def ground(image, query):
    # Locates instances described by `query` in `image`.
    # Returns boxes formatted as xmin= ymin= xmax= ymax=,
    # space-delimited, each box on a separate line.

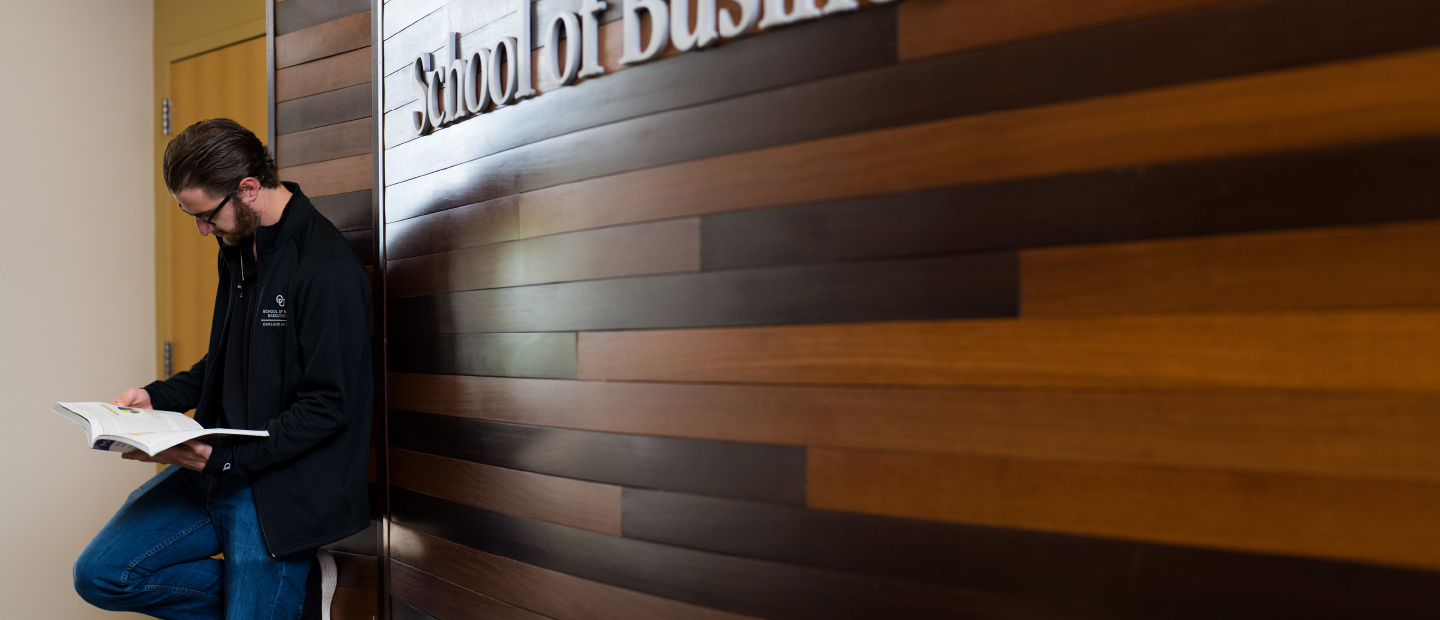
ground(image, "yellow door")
xmin=164 ymin=38 xmax=267 ymax=385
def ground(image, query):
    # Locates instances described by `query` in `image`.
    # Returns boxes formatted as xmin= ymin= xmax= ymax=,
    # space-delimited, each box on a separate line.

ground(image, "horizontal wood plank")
xmin=343 ymin=228 xmax=375 ymax=264
xmin=1022 ymin=219 xmax=1440 ymax=316
xmin=897 ymin=0 xmax=1236 ymax=60
xmin=387 ymin=373 xmax=1440 ymax=483
xmin=699 ymin=137 xmax=1440 ymax=269
xmin=276 ymin=10 xmax=371 ymax=67
xmin=384 ymin=8 xmax=893 ymax=187
xmin=389 ymin=410 xmax=807 ymax=504
xmin=387 ymin=218 xmax=700 ymax=298
xmin=391 ymin=524 xmax=761 ymax=620
xmin=391 ymin=487 xmax=1083 ymax=620
xmin=382 ymin=0 xmax=449 ymax=39
xmin=391 ymin=448 xmax=622 ymax=534
xmin=625 ymin=487 xmax=1440 ymax=618
xmin=386 ymin=195 xmax=519 ymax=260
xmin=312 ymin=189 xmax=372 ymax=232
xmin=277 ymin=0 xmax=370 ymax=36
xmin=276 ymin=117 xmax=373 ymax=168
xmin=276 ymin=46 xmax=371 ymax=102
xmin=504 ymin=45 xmax=1440 ymax=239
xmin=386 ymin=253 xmax=1018 ymax=333
xmin=331 ymin=551 xmax=378 ymax=591
xmin=279 ymin=153 xmax=373 ymax=198
xmin=809 ymin=448 xmax=1440 ymax=571
xmin=276 ymin=83 xmax=371 ymax=135
xmin=388 ymin=332 xmax=578 ymax=379
xmin=577 ymin=311 xmax=1440 ymax=392
xmin=391 ymin=560 xmax=548 ymax=620
xmin=393 ymin=599 xmax=440 ymax=620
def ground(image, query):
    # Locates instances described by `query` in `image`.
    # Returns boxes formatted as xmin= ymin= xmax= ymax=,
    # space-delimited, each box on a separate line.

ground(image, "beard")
xmin=215 ymin=195 xmax=262 ymax=246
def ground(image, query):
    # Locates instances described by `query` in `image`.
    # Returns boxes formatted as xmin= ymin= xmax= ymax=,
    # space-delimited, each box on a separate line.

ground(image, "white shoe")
xmin=316 ymin=549 xmax=337 ymax=620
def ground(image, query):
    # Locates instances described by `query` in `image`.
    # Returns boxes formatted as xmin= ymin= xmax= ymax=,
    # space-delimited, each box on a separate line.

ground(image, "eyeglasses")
xmin=179 ymin=193 xmax=232 ymax=226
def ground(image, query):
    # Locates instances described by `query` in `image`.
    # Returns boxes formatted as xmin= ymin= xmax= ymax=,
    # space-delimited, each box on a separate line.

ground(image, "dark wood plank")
xmin=391 ymin=487 xmax=1081 ymax=620
xmin=276 ymin=11 xmax=372 ymax=68
xmin=808 ymin=448 xmax=1440 ymax=571
xmin=331 ymin=585 xmax=378 ymax=620
xmin=393 ymin=598 xmax=441 ymax=620
xmin=391 ymin=448 xmax=623 ymax=535
xmin=387 ymin=333 xmax=578 ymax=379
xmin=387 ymin=374 xmax=1440 ymax=484
xmin=386 ymin=195 xmax=519 ymax=260
xmin=280 ymin=154 xmax=373 ymax=198
xmin=383 ymin=7 xmax=894 ymax=188
xmin=387 ymin=218 xmax=699 ymax=298
xmin=342 ymin=228 xmax=374 ymax=264
xmin=391 ymin=524 xmax=761 ymax=620
xmin=276 ymin=0 xmax=370 ymax=35
xmin=331 ymin=550 xmax=378 ymax=591
xmin=276 ymin=118 xmax=373 ymax=168
xmin=312 ymin=190 xmax=372 ymax=232
xmin=385 ymin=0 xmax=1440 ymax=224
xmin=575 ymin=311 xmax=1440 ymax=392
xmin=276 ymin=83 xmax=371 ymax=135
xmin=1022 ymin=219 xmax=1440 ymax=316
xmin=391 ymin=560 xmax=549 ymax=620
xmin=699 ymin=137 xmax=1440 ymax=269
xmin=388 ymin=410 xmax=807 ymax=504
xmin=897 ymin=0 xmax=1236 ymax=61
xmin=622 ymin=488 xmax=1440 ymax=619
xmin=276 ymin=46 xmax=371 ymax=102
xmin=386 ymin=253 xmax=1018 ymax=334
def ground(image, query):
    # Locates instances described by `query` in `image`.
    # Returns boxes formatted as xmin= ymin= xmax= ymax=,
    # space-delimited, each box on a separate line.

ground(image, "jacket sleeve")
xmin=203 ymin=260 xmax=371 ymax=477
xmin=142 ymin=355 xmax=207 ymax=414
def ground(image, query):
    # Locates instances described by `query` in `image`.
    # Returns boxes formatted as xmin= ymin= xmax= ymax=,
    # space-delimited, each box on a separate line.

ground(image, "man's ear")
xmin=237 ymin=177 xmax=262 ymax=202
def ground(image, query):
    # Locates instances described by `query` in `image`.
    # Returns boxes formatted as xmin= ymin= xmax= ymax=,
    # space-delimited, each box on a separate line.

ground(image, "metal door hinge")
xmin=162 ymin=99 xmax=172 ymax=135
xmin=163 ymin=341 xmax=173 ymax=378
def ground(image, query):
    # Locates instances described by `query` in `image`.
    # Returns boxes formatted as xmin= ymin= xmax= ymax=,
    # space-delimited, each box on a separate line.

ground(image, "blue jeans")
xmin=73 ymin=466 xmax=312 ymax=620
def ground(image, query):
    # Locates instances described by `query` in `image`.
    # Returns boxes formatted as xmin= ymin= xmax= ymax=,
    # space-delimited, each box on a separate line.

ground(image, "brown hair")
xmin=162 ymin=118 xmax=279 ymax=197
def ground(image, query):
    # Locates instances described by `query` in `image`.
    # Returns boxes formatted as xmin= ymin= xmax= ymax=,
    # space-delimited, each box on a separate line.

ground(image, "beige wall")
xmin=0 ymin=0 xmax=157 ymax=618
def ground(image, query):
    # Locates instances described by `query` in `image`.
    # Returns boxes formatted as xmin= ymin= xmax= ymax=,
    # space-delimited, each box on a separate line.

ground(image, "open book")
xmin=53 ymin=402 xmax=268 ymax=457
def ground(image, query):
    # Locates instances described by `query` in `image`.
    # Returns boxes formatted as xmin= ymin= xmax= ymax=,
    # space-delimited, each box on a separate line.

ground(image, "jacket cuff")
xmin=140 ymin=381 xmax=172 ymax=412
xmin=201 ymin=443 xmax=236 ymax=478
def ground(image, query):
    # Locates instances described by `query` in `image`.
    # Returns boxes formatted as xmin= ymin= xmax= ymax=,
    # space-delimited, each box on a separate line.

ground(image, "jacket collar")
xmin=219 ymin=182 xmax=313 ymax=255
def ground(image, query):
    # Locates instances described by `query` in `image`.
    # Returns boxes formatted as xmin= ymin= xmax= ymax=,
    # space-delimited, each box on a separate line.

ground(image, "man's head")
xmin=163 ymin=119 xmax=279 ymax=245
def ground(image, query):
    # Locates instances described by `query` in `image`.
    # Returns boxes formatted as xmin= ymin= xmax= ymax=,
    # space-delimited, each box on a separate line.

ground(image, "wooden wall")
xmin=320 ymin=0 xmax=1440 ymax=617
xmin=271 ymin=0 xmax=381 ymax=617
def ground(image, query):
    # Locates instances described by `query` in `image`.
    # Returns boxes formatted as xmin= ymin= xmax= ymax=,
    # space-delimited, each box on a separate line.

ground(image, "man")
xmin=73 ymin=119 xmax=373 ymax=620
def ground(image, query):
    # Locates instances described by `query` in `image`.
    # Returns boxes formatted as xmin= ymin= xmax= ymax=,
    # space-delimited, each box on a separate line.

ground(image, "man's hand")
xmin=122 ymin=440 xmax=213 ymax=472
xmin=112 ymin=388 xmax=153 ymax=409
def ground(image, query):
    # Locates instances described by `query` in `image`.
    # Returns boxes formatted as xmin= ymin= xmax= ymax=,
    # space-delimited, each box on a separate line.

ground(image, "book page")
xmin=58 ymin=403 xmax=200 ymax=436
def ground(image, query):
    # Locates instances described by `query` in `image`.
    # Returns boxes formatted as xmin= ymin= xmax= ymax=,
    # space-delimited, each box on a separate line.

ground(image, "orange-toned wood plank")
xmin=390 ymin=448 xmax=623 ymax=535
xmin=276 ymin=46 xmax=371 ymax=102
xmin=578 ymin=311 xmax=1440 ymax=392
xmin=279 ymin=153 xmax=373 ymax=197
xmin=391 ymin=560 xmax=547 ymax=620
xmin=389 ymin=373 xmax=1440 ymax=483
xmin=276 ymin=11 xmax=371 ymax=69
xmin=391 ymin=524 xmax=760 ymax=620
xmin=808 ymin=448 xmax=1440 ymax=571
xmin=276 ymin=118 xmax=372 ymax=168
xmin=1023 ymin=219 xmax=1440 ymax=317
xmin=898 ymin=0 xmax=1239 ymax=61
xmin=387 ymin=218 xmax=699 ymax=297
xmin=330 ymin=585 xmax=378 ymax=620
xmin=517 ymin=46 xmax=1440 ymax=239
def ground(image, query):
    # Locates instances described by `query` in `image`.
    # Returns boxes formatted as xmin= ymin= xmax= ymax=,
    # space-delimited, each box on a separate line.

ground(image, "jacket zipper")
xmin=241 ymin=248 xmax=278 ymax=558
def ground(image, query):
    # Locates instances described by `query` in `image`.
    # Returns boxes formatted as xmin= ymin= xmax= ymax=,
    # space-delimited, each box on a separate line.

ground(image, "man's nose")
xmin=195 ymin=219 xmax=214 ymax=236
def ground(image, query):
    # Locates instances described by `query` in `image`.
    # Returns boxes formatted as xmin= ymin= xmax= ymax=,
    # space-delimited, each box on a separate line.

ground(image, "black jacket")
xmin=145 ymin=183 xmax=373 ymax=557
